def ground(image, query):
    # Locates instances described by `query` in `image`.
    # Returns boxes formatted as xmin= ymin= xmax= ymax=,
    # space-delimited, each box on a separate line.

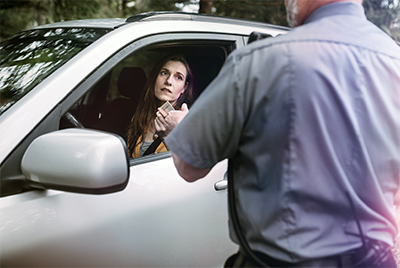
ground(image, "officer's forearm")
xmin=171 ymin=152 xmax=211 ymax=182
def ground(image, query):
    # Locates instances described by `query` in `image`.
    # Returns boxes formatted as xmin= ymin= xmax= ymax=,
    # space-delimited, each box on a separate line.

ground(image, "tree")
xmin=211 ymin=0 xmax=288 ymax=26
xmin=199 ymin=0 xmax=213 ymax=14
xmin=208 ymin=0 xmax=400 ymax=40
xmin=363 ymin=0 xmax=400 ymax=42
xmin=0 ymin=0 xmax=33 ymax=9
xmin=0 ymin=0 xmax=101 ymax=41
xmin=0 ymin=0 xmax=121 ymax=41
xmin=52 ymin=0 xmax=101 ymax=22
xmin=0 ymin=0 xmax=37 ymax=40
xmin=1 ymin=0 xmax=399 ymax=42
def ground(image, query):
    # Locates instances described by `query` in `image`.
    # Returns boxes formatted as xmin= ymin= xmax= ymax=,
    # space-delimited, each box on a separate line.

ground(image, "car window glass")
xmin=0 ymin=28 xmax=111 ymax=115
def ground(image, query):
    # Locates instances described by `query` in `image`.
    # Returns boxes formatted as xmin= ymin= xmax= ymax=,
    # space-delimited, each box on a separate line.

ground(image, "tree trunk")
xmin=199 ymin=0 xmax=213 ymax=14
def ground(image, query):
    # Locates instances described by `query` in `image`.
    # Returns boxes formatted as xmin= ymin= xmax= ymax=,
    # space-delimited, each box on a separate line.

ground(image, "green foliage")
xmin=52 ymin=0 xmax=101 ymax=22
xmin=0 ymin=0 xmax=31 ymax=9
xmin=0 ymin=7 xmax=35 ymax=40
xmin=0 ymin=0 xmax=399 ymax=42
xmin=0 ymin=0 xmax=102 ymax=41
xmin=212 ymin=0 xmax=288 ymax=27
xmin=363 ymin=0 xmax=400 ymax=42
xmin=139 ymin=0 xmax=184 ymax=12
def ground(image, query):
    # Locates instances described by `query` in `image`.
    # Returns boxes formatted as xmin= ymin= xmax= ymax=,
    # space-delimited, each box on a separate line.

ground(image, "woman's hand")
xmin=155 ymin=103 xmax=189 ymax=139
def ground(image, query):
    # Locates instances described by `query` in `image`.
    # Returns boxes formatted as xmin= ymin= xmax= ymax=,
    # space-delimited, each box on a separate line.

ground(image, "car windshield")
xmin=0 ymin=27 xmax=111 ymax=115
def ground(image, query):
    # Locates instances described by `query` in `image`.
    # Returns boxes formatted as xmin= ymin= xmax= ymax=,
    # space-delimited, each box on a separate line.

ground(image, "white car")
xmin=0 ymin=12 xmax=288 ymax=267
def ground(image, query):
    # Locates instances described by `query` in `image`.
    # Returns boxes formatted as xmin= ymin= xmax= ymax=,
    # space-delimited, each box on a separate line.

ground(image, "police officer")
xmin=165 ymin=0 xmax=400 ymax=266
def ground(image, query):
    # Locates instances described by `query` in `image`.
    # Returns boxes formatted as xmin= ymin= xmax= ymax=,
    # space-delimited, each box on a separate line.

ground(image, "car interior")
xmin=61 ymin=41 xmax=234 ymax=146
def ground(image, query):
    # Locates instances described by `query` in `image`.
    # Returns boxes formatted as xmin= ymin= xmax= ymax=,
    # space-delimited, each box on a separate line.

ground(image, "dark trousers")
xmin=224 ymin=251 xmax=340 ymax=267
xmin=224 ymin=242 xmax=397 ymax=268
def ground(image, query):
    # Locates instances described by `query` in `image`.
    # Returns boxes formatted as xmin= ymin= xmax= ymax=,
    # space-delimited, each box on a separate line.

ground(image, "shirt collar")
xmin=304 ymin=2 xmax=366 ymax=25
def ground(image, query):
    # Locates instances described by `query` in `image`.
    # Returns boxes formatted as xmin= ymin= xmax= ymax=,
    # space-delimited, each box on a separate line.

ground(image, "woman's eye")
xmin=160 ymin=71 xmax=167 ymax=75
xmin=176 ymin=76 xmax=183 ymax=81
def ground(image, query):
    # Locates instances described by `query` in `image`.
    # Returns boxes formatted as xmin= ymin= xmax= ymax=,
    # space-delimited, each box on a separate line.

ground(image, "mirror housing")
xmin=247 ymin=31 xmax=272 ymax=44
xmin=21 ymin=129 xmax=129 ymax=194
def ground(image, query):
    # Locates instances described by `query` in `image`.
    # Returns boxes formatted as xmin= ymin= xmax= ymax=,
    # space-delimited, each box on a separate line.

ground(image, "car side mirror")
xmin=21 ymin=129 xmax=129 ymax=194
xmin=247 ymin=31 xmax=272 ymax=44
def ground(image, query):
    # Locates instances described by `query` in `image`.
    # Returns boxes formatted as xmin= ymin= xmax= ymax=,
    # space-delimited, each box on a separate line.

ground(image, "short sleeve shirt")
xmin=166 ymin=2 xmax=400 ymax=262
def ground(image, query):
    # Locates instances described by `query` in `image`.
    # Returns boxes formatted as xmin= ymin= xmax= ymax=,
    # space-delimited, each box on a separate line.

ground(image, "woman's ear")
xmin=180 ymin=82 xmax=188 ymax=95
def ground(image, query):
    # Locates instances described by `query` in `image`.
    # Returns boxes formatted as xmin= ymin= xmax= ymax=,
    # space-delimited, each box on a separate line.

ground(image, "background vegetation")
xmin=0 ymin=0 xmax=399 ymax=42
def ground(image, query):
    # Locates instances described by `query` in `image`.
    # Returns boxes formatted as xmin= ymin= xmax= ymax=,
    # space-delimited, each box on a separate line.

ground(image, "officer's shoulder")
xmin=232 ymin=33 xmax=289 ymax=60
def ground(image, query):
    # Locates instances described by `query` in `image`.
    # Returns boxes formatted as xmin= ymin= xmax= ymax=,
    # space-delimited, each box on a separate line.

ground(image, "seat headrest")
xmin=118 ymin=67 xmax=147 ymax=99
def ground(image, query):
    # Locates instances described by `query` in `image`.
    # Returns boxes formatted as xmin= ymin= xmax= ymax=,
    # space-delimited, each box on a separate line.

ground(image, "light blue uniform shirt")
xmin=166 ymin=2 xmax=400 ymax=262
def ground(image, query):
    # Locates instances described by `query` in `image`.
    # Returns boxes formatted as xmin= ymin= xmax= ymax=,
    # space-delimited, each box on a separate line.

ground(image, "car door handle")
xmin=214 ymin=171 xmax=228 ymax=191
xmin=214 ymin=180 xmax=228 ymax=191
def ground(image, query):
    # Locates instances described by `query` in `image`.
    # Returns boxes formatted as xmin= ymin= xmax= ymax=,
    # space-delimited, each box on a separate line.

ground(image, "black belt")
xmin=238 ymin=239 xmax=396 ymax=268
xmin=241 ymin=250 xmax=338 ymax=267
xmin=338 ymin=239 xmax=396 ymax=268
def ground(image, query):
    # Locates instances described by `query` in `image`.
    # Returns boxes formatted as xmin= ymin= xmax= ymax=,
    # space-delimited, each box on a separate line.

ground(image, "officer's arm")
xmin=171 ymin=152 xmax=211 ymax=182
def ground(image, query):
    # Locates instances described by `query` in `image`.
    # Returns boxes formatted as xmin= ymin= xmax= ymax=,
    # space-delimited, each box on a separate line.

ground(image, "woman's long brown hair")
xmin=126 ymin=55 xmax=193 ymax=156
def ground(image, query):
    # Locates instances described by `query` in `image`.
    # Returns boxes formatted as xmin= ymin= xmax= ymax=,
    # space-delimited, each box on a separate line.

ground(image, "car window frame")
xmin=121 ymin=34 xmax=242 ymax=165
xmin=0 ymin=32 xmax=245 ymax=197
xmin=66 ymin=33 xmax=243 ymax=166
xmin=65 ymin=32 xmax=243 ymax=127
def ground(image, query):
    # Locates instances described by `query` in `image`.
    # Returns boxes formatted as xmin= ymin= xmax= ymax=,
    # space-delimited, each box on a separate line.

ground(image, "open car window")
xmin=60 ymin=41 xmax=234 ymax=160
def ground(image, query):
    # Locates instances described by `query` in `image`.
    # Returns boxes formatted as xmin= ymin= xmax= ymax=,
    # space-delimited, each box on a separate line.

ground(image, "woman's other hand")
xmin=155 ymin=103 xmax=189 ymax=139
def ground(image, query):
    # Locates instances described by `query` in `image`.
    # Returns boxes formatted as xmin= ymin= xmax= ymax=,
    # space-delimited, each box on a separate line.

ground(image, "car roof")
xmin=126 ymin=11 xmax=288 ymax=30
xmin=32 ymin=18 xmax=127 ymax=30
xmin=31 ymin=11 xmax=289 ymax=31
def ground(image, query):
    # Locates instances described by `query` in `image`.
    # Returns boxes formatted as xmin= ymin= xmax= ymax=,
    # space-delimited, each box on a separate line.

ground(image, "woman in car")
xmin=127 ymin=55 xmax=193 ymax=158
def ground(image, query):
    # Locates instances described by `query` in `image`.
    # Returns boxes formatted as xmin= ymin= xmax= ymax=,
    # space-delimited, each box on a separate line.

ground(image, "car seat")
xmin=95 ymin=67 xmax=147 ymax=139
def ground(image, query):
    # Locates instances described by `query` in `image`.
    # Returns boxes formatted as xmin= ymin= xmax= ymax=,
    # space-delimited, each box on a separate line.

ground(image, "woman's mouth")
xmin=161 ymin=88 xmax=172 ymax=94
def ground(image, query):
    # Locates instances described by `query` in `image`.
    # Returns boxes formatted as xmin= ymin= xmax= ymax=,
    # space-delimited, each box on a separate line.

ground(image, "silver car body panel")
xmin=1 ymin=159 xmax=233 ymax=267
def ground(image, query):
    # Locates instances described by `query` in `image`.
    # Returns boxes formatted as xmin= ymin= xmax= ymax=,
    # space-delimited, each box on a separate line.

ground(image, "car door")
xmin=1 ymin=31 xmax=243 ymax=267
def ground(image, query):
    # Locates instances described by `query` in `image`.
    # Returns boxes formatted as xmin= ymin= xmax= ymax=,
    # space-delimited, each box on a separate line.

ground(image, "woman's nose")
xmin=165 ymin=75 xmax=173 ymax=85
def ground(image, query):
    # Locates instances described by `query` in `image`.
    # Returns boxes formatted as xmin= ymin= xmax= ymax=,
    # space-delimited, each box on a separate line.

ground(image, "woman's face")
xmin=154 ymin=60 xmax=188 ymax=103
